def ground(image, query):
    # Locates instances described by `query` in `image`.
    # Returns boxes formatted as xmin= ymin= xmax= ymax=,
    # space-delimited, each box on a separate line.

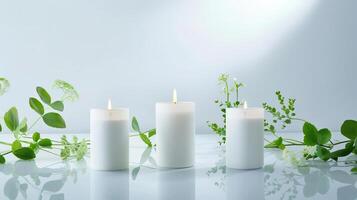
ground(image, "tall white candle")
xmin=156 ymin=89 xmax=195 ymax=168
xmin=226 ymin=102 xmax=264 ymax=169
xmin=90 ymin=99 xmax=129 ymax=170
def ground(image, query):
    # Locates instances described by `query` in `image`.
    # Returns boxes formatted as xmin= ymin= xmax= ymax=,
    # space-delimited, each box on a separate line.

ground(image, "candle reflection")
xmin=91 ymin=170 xmax=129 ymax=200
xmin=158 ymin=169 xmax=195 ymax=200
xmin=226 ymin=169 xmax=264 ymax=200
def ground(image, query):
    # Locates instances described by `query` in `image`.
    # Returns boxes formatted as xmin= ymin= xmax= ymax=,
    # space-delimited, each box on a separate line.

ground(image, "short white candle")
xmin=226 ymin=101 xmax=264 ymax=169
xmin=90 ymin=99 xmax=129 ymax=170
xmin=156 ymin=89 xmax=195 ymax=168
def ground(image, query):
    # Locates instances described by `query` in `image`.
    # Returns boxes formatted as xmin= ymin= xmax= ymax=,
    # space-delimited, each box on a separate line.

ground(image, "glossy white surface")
xmin=0 ymin=134 xmax=356 ymax=200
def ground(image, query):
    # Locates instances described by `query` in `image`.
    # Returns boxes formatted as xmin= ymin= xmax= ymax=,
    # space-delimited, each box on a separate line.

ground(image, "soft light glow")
xmin=243 ymin=101 xmax=248 ymax=109
xmin=108 ymin=98 xmax=112 ymax=110
xmin=173 ymin=89 xmax=177 ymax=104
xmin=179 ymin=0 xmax=318 ymax=66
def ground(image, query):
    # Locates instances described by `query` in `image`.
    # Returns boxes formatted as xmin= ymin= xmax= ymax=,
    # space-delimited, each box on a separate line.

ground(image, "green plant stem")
xmin=225 ymin=81 xmax=229 ymax=103
xmin=1 ymin=150 xmax=12 ymax=156
xmin=331 ymin=140 xmax=350 ymax=145
xmin=284 ymin=143 xmax=306 ymax=146
xmin=235 ymin=85 xmax=239 ymax=104
xmin=290 ymin=118 xmax=307 ymax=122
xmin=264 ymin=138 xmax=272 ymax=143
xmin=39 ymin=148 xmax=60 ymax=156
xmin=0 ymin=141 xmax=12 ymax=146
xmin=27 ymin=116 xmax=42 ymax=132
xmin=130 ymin=129 xmax=154 ymax=138
xmin=284 ymin=143 xmax=330 ymax=149
xmin=284 ymin=138 xmax=304 ymax=144
xmin=19 ymin=140 xmax=32 ymax=144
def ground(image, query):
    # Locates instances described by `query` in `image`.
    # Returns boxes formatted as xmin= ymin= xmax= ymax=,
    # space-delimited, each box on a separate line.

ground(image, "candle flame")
xmin=243 ymin=101 xmax=248 ymax=109
xmin=173 ymin=89 xmax=177 ymax=104
xmin=108 ymin=98 xmax=112 ymax=110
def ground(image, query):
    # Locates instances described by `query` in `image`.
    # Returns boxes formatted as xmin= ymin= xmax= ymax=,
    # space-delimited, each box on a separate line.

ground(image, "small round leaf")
xmin=38 ymin=138 xmax=52 ymax=147
xmin=317 ymin=128 xmax=332 ymax=145
xmin=341 ymin=120 xmax=357 ymax=140
xmin=11 ymin=140 xmax=22 ymax=152
xmin=317 ymin=146 xmax=330 ymax=161
xmin=32 ymin=132 xmax=40 ymax=142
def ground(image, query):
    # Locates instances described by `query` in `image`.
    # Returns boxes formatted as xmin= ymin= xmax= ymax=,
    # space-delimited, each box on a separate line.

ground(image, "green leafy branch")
xmin=0 ymin=79 xmax=87 ymax=164
xmin=207 ymin=74 xmax=244 ymax=144
xmin=264 ymin=91 xmax=357 ymax=173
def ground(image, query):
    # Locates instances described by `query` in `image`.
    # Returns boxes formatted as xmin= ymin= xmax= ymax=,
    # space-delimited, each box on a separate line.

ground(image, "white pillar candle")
xmin=90 ymin=99 xmax=129 ymax=170
xmin=226 ymin=102 xmax=264 ymax=169
xmin=156 ymin=89 xmax=195 ymax=168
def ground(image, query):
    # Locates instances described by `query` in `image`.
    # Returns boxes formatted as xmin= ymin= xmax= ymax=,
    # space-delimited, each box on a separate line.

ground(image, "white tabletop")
xmin=0 ymin=134 xmax=356 ymax=200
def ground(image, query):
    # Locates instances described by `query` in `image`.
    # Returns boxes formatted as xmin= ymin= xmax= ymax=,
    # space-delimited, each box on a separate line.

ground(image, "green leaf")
xmin=0 ymin=77 xmax=10 ymax=96
xmin=36 ymin=87 xmax=51 ymax=105
xmin=29 ymin=97 xmax=45 ymax=115
xmin=330 ymin=148 xmax=353 ymax=160
xmin=351 ymin=167 xmax=357 ymax=174
xmin=0 ymin=123 xmax=2 ymax=132
xmin=4 ymin=107 xmax=19 ymax=131
xmin=317 ymin=128 xmax=332 ymax=145
xmin=139 ymin=133 xmax=152 ymax=147
xmin=38 ymin=138 xmax=52 ymax=147
xmin=29 ymin=143 xmax=39 ymax=153
xmin=132 ymin=117 xmax=140 ymax=132
xmin=42 ymin=113 xmax=66 ymax=128
xmin=341 ymin=120 xmax=357 ymax=140
xmin=13 ymin=147 xmax=36 ymax=160
xmin=11 ymin=140 xmax=22 ymax=152
xmin=32 ymin=132 xmax=40 ymax=142
xmin=303 ymin=122 xmax=318 ymax=146
xmin=264 ymin=137 xmax=285 ymax=149
xmin=50 ymin=101 xmax=64 ymax=112
xmin=316 ymin=146 xmax=330 ymax=161
xmin=18 ymin=118 xmax=28 ymax=133
xmin=0 ymin=155 xmax=5 ymax=164
xmin=148 ymin=129 xmax=156 ymax=137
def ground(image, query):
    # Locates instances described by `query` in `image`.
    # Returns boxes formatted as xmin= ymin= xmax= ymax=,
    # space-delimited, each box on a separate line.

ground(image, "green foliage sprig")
xmin=208 ymin=74 xmax=357 ymax=173
xmin=131 ymin=117 xmax=156 ymax=147
xmin=0 ymin=78 xmax=88 ymax=164
xmin=264 ymin=91 xmax=357 ymax=172
xmin=207 ymin=74 xmax=244 ymax=144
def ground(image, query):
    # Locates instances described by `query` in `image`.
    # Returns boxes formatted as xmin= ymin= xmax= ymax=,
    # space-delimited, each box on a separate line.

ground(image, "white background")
xmin=0 ymin=0 xmax=356 ymax=134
